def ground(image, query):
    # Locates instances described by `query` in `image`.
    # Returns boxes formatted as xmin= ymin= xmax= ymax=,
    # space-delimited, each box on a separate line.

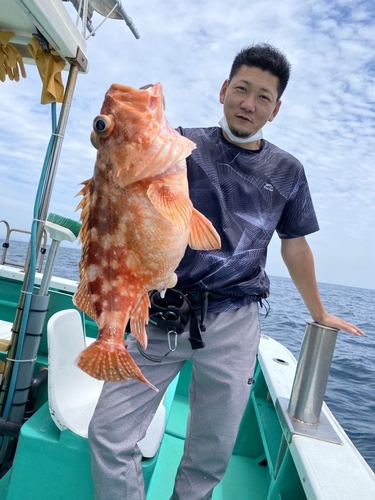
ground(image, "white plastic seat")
xmin=47 ymin=309 xmax=165 ymax=458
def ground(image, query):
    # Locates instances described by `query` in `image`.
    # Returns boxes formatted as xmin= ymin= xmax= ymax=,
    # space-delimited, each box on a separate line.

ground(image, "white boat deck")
xmin=0 ymin=264 xmax=78 ymax=294
xmin=0 ymin=264 xmax=78 ymax=349
xmin=258 ymin=334 xmax=375 ymax=499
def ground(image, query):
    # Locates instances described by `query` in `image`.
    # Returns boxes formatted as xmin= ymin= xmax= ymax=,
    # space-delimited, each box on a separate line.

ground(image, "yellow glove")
xmin=0 ymin=46 xmax=7 ymax=82
xmin=4 ymin=43 xmax=26 ymax=81
xmin=27 ymin=37 xmax=65 ymax=104
xmin=0 ymin=31 xmax=26 ymax=82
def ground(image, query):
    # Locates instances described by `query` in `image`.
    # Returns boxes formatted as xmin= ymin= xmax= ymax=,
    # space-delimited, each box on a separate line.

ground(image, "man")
xmin=89 ymin=43 xmax=364 ymax=500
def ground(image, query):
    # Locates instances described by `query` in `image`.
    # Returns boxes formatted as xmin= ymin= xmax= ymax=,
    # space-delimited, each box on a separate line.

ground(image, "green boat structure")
xmin=1 ymin=1 xmax=375 ymax=499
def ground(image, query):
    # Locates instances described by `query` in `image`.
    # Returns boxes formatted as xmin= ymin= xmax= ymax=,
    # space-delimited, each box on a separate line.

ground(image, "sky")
xmin=0 ymin=0 xmax=374 ymax=290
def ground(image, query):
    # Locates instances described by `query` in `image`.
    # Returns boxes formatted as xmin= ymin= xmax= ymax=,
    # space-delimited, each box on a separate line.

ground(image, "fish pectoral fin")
xmin=147 ymin=181 xmax=192 ymax=233
xmin=130 ymin=291 xmax=150 ymax=349
xmin=73 ymin=276 xmax=98 ymax=322
xmin=189 ymin=208 xmax=222 ymax=250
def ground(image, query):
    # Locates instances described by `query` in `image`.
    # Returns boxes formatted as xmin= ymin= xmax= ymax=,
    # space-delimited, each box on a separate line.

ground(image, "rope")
xmin=85 ymin=3 xmax=120 ymax=40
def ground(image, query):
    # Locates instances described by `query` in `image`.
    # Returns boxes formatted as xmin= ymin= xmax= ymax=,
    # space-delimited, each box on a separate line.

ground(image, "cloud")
xmin=0 ymin=0 xmax=374 ymax=288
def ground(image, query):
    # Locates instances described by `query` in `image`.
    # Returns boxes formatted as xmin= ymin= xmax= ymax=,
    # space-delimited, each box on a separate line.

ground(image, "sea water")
xmin=1 ymin=239 xmax=374 ymax=471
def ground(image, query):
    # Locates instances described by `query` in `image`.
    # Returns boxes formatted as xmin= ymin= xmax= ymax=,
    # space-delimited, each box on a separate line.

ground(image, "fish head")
xmin=91 ymin=83 xmax=174 ymax=186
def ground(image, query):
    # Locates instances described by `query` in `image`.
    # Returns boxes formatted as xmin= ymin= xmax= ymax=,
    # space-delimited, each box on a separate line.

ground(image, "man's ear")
xmin=219 ymin=80 xmax=229 ymax=104
xmin=268 ymin=100 xmax=282 ymax=122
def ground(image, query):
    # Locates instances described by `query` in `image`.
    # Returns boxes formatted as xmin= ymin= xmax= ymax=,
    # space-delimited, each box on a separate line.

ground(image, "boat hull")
xmin=1 ymin=265 xmax=375 ymax=499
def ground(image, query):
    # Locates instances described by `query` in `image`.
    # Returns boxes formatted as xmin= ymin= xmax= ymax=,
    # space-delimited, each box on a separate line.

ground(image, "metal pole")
xmin=288 ymin=322 xmax=338 ymax=424
xmin=0 ymin=62 xmax=80 ymax=417
xmin=38 ymin=63 xmax=80 ymax=226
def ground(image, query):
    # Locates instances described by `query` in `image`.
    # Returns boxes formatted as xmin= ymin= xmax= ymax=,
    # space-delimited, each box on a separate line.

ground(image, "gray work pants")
xmin=88 ymin=302 xmax=260 ymax=500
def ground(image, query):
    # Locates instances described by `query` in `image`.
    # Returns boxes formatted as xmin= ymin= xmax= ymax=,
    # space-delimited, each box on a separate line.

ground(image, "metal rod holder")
xmin=288 ymin=322 xmax=338 ymax=424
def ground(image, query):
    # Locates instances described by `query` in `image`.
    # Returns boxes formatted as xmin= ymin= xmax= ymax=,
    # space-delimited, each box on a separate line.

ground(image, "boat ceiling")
xmin=0 ymin=0 xmax=88 ymax=72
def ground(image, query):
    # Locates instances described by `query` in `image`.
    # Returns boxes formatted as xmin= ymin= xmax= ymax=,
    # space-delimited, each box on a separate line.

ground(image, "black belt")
xmin=136 ymin=287 xmax=269 ymax=362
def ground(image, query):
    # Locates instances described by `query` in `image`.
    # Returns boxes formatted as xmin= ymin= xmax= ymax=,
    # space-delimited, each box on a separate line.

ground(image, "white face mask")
xmin=219 ymin=116 xmax=263 ymax=144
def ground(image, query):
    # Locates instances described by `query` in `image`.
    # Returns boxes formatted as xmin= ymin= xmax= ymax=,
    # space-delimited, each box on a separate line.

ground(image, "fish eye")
xmin=92 ymin=114 xmax=114 ymax=137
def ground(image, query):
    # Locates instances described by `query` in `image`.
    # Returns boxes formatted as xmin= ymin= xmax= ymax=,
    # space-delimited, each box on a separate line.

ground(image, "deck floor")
xmin=147 ymin=394 xmax=270 ymax=499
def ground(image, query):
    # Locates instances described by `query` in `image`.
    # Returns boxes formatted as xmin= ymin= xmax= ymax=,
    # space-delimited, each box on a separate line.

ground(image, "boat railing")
xmin=0 ymin=219 xmax=47 ymax=272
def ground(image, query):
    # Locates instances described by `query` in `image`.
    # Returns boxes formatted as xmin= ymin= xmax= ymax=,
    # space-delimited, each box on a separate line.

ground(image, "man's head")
xmin=229 ymin=43 xmax=291 ymax=101
xmin=219 ymin=44 xmax=291 ymax=149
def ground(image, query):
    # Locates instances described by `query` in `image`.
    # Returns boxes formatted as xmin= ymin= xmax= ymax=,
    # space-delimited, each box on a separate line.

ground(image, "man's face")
xmin=219 ymin=65 xmax=281 ymax=142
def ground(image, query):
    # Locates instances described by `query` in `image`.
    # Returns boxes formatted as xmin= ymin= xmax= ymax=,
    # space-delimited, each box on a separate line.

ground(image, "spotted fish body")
xmin=73 ymin=83 xmax=221 ymax=390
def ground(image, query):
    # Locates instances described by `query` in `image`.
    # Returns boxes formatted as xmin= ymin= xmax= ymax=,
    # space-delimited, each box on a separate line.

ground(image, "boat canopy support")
xmin=0 ymin=61 xmax=81 ymax=468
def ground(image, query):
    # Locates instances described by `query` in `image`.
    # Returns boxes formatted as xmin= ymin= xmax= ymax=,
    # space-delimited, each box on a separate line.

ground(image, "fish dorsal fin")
xmin=188 ymin=208 xmax=222 ymax=250
xmin=73 ymin=178 xmax=98 ymax=322
xmin=130 ymin=291 xmax=150 ymax=349
xmin=147 ymin=180 xmax=192 ymax=233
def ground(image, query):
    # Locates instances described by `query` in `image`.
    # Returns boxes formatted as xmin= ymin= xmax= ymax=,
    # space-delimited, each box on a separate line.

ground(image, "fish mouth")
xmin=107 ymin=82 xmax=163 ymax=101
xmin=104 ymin=83 xmax=164 ymax=119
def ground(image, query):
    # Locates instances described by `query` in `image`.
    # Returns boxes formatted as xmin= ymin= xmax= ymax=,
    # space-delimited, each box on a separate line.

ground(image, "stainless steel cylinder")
xmin=288 ymin=322 xmax=338 ymax=424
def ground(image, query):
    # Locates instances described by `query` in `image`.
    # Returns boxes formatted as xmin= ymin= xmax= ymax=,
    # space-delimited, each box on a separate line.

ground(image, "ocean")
xmin=1 ymin=239 xmax=375 ymax=472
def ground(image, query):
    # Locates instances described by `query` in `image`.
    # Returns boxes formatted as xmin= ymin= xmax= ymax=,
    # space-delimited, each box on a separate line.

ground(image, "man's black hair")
xmin=229 ymin=43 xmax=291 ymax=100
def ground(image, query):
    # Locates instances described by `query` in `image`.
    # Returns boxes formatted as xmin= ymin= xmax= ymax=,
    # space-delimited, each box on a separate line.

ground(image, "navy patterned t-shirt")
xmin=175 ymin=127 xmax=319 ymax=312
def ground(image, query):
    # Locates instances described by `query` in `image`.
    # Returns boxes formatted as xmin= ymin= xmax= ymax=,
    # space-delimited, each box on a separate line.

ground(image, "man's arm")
xmin=280 ymin=236 xmax=364 ymax=336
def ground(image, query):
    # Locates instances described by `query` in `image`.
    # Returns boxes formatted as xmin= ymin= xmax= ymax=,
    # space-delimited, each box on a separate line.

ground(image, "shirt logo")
xmin=264 ymin=183 xmax=274 ymax=192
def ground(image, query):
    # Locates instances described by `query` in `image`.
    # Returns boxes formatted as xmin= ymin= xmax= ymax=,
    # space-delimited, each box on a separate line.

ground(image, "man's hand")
xmin=281 ymin=236 xmax=365 ymax=337
xmin=313 ymin=311 xmax=364 ymax=337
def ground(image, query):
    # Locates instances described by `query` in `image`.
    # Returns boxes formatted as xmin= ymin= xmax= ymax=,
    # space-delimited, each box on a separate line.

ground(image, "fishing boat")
xmin=1 ymin=1 xmax=375 ymax=498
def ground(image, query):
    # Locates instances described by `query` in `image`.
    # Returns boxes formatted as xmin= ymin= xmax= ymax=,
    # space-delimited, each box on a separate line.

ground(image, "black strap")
xmin=148 ymin=288 xmax=206 ymax=350
xmin=187 ymin=291 xmax=209 ymax=350
xmin=188 ymin=309 xmax=205 ymax=349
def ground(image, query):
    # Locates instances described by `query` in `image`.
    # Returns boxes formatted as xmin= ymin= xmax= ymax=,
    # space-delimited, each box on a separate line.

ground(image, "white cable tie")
xmin=6 ymin=357 xmax=38 ymax=363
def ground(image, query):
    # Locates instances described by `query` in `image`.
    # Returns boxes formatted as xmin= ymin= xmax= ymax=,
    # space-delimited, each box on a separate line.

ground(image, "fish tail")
xmin=76 ymin=340 xmax=158 ymax=391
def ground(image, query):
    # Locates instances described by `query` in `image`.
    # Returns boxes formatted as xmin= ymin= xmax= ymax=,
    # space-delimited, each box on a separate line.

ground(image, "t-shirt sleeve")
xmin=276 ymin=167 xmax=320 ymax=239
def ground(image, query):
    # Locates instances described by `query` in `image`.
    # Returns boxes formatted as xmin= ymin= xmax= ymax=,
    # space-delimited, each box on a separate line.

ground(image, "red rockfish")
xmin=74 ymin=83 xmax=221 ymax=390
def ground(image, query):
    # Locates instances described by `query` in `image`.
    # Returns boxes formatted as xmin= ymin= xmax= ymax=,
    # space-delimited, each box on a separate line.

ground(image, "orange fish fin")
xmin=73 ymin=276 xmax=98 ymax=322
xmin=75 ymin=179 xmax=92 ymax=212
xmin=147 ymin=181 xmax=192 ymax=233
xmin=130 ymin=291 xmax=150 ymax=349
xmin=76 ymin=339 xmax=158 ymax=391
xmin=75 ymin=179 xmax=94 ymax=255
xmin=75 ymin=178 xmax=90 ymax=196
xmin=189 ymin=208 xmax=222 ymax=250
xmin=74 ymin=178 xmax=99 ymax=320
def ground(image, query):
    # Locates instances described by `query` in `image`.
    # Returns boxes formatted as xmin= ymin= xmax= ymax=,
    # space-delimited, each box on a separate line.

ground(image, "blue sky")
xmin=0 ymin=0 xmax=374 ymax=289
